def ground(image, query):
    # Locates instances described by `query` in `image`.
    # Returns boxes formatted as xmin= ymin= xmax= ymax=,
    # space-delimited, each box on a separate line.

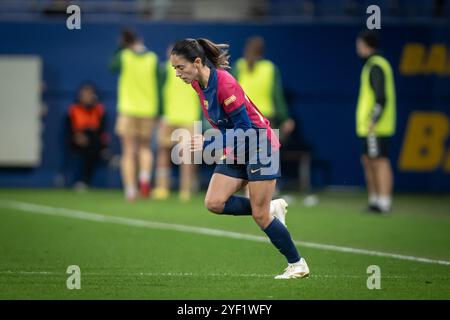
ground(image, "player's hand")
xmin=190 ymin=134 xmax=204 ymax=152
xmin=74 ymin=132 xmax=88 ymax=146
xmin=158 ymin=117 xmax=168 ymax=131
xmin=281 ymin=119 xmax=295 ymax=136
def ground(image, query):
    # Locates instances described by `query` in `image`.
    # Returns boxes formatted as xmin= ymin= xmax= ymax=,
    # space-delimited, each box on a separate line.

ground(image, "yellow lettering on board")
xmin=399 ymin=112 xmax=449 ymax=171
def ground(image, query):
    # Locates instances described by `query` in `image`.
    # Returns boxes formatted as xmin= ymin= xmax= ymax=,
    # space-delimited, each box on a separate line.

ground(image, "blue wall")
xmin=0 ymin=21 xmax=449 ymax=191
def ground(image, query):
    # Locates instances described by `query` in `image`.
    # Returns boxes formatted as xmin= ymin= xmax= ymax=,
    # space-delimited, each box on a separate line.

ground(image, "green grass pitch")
xmin=0 ymin=188 xmax=449 ymax=299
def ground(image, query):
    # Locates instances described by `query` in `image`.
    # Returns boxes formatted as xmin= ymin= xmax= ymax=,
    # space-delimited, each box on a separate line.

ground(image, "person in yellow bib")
xmin=232 ymin=36 xmax=295 ymax=142
xmin=356 ymin=31 xmax=396 ymax=213
xmin=232 ymin=36 xmax=297 ymax=197
xmin=110 ymin=29 xmax=160 ymax=202
xmin=153 ymin=45 xmax=201 ymax=201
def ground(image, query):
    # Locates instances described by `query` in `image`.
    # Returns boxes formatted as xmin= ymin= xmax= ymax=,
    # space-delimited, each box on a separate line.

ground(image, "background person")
xmin=110 ymin=29 xmax=160 ymax=201
xmin=356 ymin=31 xmax=396 ymax=214
xmin=65 ymin=83 xmax=109 ymax=189
xmin=153 ymin=45 xmax=201 ymax=201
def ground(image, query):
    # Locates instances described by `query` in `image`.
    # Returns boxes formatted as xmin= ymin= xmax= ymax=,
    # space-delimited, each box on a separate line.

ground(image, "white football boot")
xmin=270 ymin=198 xmax=288 ymax=226
xmin=275 ymin=258 xmax=310 ymax=279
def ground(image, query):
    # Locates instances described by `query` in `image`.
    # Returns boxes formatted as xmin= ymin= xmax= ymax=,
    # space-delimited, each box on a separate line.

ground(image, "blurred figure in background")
xmin=110 ymin=29 xmax=160 ymax=202
xmin=42 ymin=0 xmax=69 ymax=17
xmin=356 ymin=31 xmax=396 ymax=214
xmin=65 ymin=83 xmax=109 ymax=189
xmin=233 ymin=36 xmax=295 ymax=144
xmin=233 ymin=36 xmax=297 ymax=194
xmin=153 ymin=44 xmax=201 ymax=202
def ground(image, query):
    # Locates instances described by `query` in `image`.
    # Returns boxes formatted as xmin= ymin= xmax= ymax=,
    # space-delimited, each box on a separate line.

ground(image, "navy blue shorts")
xmin=214 ymin=149 xmax=281 ymax=181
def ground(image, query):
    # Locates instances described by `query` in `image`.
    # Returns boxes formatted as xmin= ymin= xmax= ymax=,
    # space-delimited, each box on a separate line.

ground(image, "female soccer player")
xmin=170 ymin=38 xmax=309 ymax=279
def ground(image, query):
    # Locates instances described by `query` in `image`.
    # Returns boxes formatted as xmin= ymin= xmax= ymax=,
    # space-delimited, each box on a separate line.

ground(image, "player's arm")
xmin=273 ymin=66 xmax=295 ymax=135
xmin=98 ymin=106 xmax=109 ymax=148
xmin=64 ymin=111 xmax=74 ymax=147
xmin=273 ymin=66 xmax=290 ymax=123
xmin=156 ymin=60 xmax=165 ymax=117
xmin=109 ymin=49 xmax=122 ymax=72
xmin=212 ymin=106 xmax=253 ymax=160
xmin=218 ymin=80 xmax=254 ymax=157
xmin=229 ymin=61 xmax=239 ymax=78
xmin=224 ymin=105 xmax=252 ymax=140
xmin=369 ymin=64 xmax=386 ymax=130
xmin=192 ymin=107 xmax=252 ymax=158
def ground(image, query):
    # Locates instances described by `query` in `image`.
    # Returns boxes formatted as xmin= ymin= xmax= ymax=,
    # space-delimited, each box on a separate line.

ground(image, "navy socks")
xmin=221 ymin=197 xmax=300 ymax=263
xmin=263 ymin=217 xmax=301 ymax=263
xmin=222 ymin=196 xmax=252 ymax=215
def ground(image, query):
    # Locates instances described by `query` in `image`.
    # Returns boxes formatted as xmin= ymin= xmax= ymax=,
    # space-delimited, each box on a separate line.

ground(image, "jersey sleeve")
xmin=217 ymin=78 xmax=246 ymax=116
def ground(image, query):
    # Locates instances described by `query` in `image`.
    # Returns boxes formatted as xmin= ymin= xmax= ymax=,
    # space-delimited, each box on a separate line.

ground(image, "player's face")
xmin=170 ymin=54 xmax=200 ymax=84
xmin=244 ymin=37 xmax=263 ymax=62
xmin=79 ymin=87 xmax=97 ymax=107
xmin=356 ymin=38 xmax=369 ymax=58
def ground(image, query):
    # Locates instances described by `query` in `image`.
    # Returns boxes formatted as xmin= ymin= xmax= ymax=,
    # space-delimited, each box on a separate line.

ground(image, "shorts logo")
xmin=203 ymin=100 xmax=209 ymax=109
xmin=224 ymin=95 xmax=236 ymax=106
xmin=250 ymin=168 xmax=261 ymax=174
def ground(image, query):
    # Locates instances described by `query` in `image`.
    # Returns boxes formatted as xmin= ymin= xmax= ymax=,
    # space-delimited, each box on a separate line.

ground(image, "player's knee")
xmin=121 ymin=152 xmax=134 ymax=162
xmin=122 ymin=145 xmax=136 ymax=157
xmin=251 ymin=209 xmax=270 ymax=227
xmin=204 ymin=197 xmax=224 ymax=214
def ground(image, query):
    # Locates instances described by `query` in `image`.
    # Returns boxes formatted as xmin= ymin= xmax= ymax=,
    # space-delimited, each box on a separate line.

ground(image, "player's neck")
xmin=198 ymin=65 xmax=211 ymax=89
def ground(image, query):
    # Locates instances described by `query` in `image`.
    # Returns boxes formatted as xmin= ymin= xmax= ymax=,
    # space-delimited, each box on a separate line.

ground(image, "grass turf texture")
xmin=0 ymin=189 xmax=449 ymax=299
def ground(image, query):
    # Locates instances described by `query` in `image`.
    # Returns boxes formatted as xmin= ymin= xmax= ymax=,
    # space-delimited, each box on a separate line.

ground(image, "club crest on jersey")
xmin=203 ymin=100 xmax=209 ymax=109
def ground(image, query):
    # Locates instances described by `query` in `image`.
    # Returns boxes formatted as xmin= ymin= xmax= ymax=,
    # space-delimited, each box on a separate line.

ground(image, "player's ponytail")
xmin=196 ymin=38 xmax=230 ymax=70
xmin=171 ymin=38 xmax=230 ymax=70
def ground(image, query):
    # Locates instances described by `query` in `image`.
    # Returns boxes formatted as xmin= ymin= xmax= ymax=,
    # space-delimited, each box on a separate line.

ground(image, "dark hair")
xmin=358 ymin=31 xmax=379 ymax=49
xmin=78 ymin=82 xmax=97 ymax=93
xmin=76 ymin=82 xmax=98 ymax=102
xmin=171 ymin=38 xmax=230 ymax=69
xmin=245 ymin=36 xmax=265 ymax=56
xmin=120 ymin=28 xmax=139 ymax=47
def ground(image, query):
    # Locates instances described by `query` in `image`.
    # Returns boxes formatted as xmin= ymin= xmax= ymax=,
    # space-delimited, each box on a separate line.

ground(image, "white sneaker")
xmin=274 ymin=258 xmax=310 ymax=279
xmin=271 ymin=198 xmax=288 ymax=226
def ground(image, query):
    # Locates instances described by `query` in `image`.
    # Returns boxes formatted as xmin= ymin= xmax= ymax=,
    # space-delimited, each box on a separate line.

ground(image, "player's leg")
xmin=373 ymin=157 xmax=393 ymax=212
xmin=248 ymin=179 xmax=276 ymax=228
xmin=242 ymin=185 xmax=250 ymax=198
xmin=179 ymin=124 xmax=194 ymax=201
xmin=204 ymin=172 xmax=249 ymax=214
xmin=361 ymin=154 xmax=379 ymax=210
xmin=83 ymin=148 xmax=97 ymax=186
xmin=120 ymin=135 xmax=138 ymax=201
xmin=374 ymin=137 xmax=393 ymax=212
xmin=180 ymin=162 xmax=193 ymax=201
xmin=116 ymin=115 xmax=139 ymax=201
xmin=137 ymin=137 xmax=152 ymax=197
xmin=154 ymin=145 xmax=171 ymax=198
xmin=154 ymin=123 xmax=173 ymax=199
xmin=248 ymin=179 xmax=309 ymax=279
xmin=137 ymin=118 xmax=155 ymax=198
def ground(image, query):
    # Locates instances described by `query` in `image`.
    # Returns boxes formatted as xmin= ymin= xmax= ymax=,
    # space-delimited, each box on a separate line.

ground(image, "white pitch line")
xmin=0 ymin=271 xmax=411 ymax=279
xmin=1 ymin=200 xmax=449 ymax=266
